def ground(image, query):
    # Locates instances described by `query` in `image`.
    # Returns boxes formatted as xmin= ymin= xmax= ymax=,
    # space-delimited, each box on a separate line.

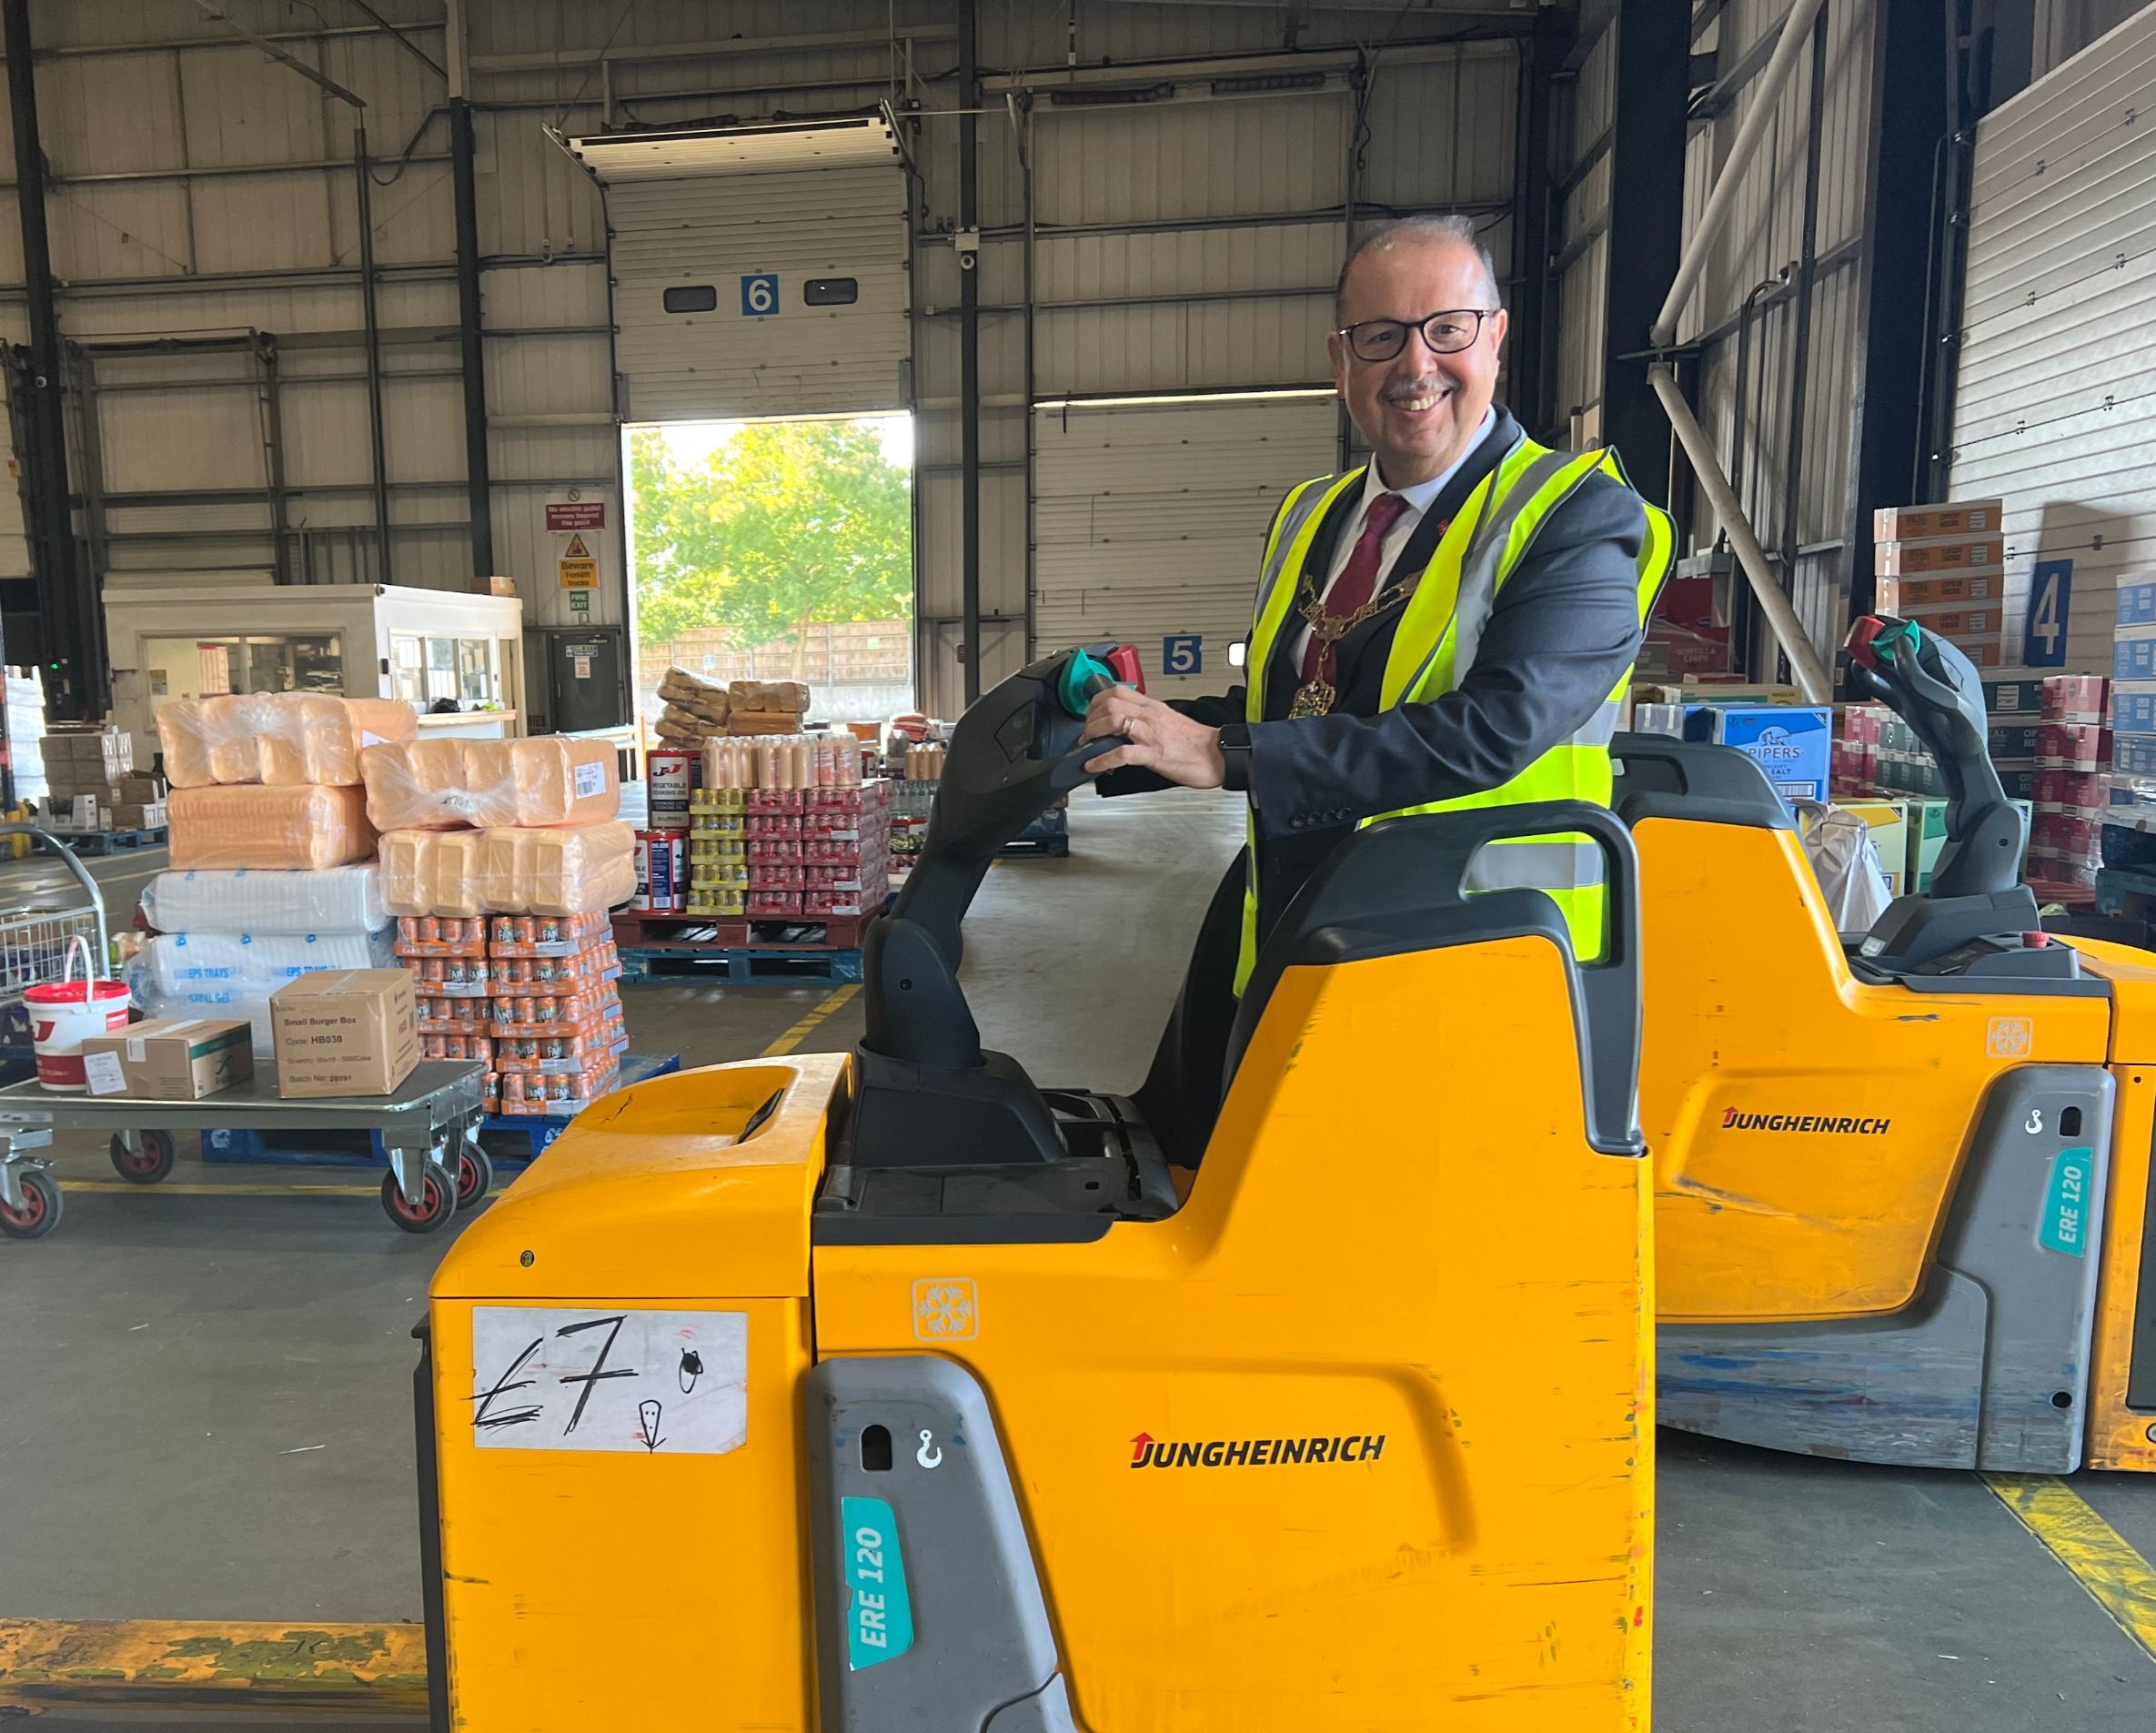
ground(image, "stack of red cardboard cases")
xmin=1829 ymin=704 xmax=1894 ymax=797
xmin=1637 ymin=570 xmax=1730 ymax=681
xmin=1873 ymin=499 xmax=2007 ymax=668
xmin=745 ymin=782 xmax=893 ymax=918
xmin=2032 ymin=675 xmax=2112 ymax=886
xmin=398 ymin=912 xmax=625 ymax=1116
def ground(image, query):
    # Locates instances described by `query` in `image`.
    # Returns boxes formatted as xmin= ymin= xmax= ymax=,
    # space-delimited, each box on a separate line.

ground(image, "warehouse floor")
xmin=2 ymin=793 xmax=2152 ymax=1728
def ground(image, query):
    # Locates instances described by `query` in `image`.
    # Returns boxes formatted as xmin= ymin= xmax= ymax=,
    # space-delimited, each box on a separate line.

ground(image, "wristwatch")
xmin=1216 ymin=723 xmax=1254 ymax=792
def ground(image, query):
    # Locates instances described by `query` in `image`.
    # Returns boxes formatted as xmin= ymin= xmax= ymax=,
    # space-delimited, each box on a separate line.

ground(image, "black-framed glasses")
xmin=1336 ymin=308 xmax=1496 ymax=363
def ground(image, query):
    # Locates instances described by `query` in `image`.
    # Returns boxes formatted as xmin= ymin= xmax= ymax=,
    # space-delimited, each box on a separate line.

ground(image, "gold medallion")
xmin=1288 ymin=679 xmax=1335 ymax=719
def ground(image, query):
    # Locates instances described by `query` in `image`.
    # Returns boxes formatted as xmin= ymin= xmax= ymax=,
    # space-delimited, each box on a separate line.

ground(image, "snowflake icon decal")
xmin=912 ymin=1278 xmax=979 ymax=1342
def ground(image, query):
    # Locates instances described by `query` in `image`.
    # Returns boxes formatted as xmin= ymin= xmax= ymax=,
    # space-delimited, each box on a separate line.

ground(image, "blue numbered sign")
xmin=1163 ymin=634 xmax=1203 ymax=676
xmin=740 ymin=274 xmax=780 ymax=317
xmin=2024 ymin=558 xmax=2072 ymax=668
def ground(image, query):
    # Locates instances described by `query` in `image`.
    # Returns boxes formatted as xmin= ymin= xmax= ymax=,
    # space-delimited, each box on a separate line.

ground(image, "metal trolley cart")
xmin=0 ymin=1060 xmax=490 ymax=1240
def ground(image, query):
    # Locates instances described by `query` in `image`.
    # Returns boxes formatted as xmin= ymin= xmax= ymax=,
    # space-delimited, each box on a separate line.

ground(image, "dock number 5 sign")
xmin=2024 ymin=559 xmax=2072 ymax=668
xmin=740 ymin=274 xmax=780 ymax=317
xmin=1163 ymin=635 xmax=1203 ymax=676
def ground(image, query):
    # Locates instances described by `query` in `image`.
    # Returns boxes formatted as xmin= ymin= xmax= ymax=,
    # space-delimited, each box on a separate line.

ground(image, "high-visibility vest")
xmin=1234 ymin=429 xmax=1676 ymax=992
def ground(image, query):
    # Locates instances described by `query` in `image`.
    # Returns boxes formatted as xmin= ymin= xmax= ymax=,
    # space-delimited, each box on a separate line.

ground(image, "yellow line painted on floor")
xmin=0 ymin=1617 xmax=426 ymax=1708
xmin=760 ymin=981 xmax=861 ymax=1056
xmin=1982 ymin=1471 xmax=2156 ymax=1663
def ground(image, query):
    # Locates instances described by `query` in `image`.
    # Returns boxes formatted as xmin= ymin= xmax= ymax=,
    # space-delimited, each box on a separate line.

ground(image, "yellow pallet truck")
xmin=415 ymin=646 xmax=1656 ymax=1731
xmin=1620 ymin=616 xmax=2156 ymax=1475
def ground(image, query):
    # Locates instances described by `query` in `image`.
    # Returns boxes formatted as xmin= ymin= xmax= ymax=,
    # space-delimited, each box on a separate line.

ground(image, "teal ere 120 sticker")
xmin=2039 ymin=1146 xmax=2093 ymax=1256
xmin=841 ymin=1495 xmax=915 ymax=1670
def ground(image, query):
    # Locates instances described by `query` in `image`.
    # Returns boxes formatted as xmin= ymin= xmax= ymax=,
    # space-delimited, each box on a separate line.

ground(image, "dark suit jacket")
xmin=1102 ymin=405 xmax=1651 ymax=947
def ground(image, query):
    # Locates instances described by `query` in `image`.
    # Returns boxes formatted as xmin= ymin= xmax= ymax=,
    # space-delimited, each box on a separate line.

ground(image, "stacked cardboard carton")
xmin=1873 ymin=499 xmax=2007 ymax=668
xmin=6 ymin=667 xmax=45 ymax=804
xmin=655 ymin=666 xmax=730 ymax=747
xmin=45 ymin=725 xmax=166 ymax=833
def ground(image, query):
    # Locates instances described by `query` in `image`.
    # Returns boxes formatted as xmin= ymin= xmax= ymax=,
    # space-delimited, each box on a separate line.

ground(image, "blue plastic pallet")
xmin=45 ymin=826 xmax=168 ymax=855
xmin=198 ymin=1052 xmax=682 ymax=1172
xmin=617 ymin=944 xmax=864 ymax=982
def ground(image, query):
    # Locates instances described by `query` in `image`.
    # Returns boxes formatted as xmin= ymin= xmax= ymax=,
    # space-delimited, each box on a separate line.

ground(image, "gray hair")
xmin=1335 ymin=215 xmax=1502 ymax=321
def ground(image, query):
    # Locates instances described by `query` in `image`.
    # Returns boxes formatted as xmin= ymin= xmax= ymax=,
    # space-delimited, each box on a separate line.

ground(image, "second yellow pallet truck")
xmin=1621 ymin=616 xmax=2156 ymax=1475
xmin=414 ymin=645 xmax=1656 ymax=1731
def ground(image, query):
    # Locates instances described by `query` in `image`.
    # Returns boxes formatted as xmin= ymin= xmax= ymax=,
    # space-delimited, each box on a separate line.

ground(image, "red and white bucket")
xmin=26 ymin=937 xmax=131 ymax=1091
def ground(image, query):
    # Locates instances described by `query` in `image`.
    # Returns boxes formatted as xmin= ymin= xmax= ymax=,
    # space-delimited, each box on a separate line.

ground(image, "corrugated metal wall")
xmin=1949 ymin=1 xmax=2156 ymax=670
xmin=2 ymin=0 xmax=1523 ymax=715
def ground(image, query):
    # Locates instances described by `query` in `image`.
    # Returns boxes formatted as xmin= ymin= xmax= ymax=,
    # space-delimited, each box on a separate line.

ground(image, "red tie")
xmin=1302 ymin=491 xmax=1410 ymax=681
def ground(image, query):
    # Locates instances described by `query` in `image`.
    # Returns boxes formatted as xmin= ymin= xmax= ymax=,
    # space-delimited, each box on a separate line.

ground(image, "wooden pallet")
xmin=45 ymin=825 xmax=167 ymax=856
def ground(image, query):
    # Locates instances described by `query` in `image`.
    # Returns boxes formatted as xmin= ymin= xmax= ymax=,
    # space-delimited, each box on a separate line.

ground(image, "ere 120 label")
xmin=841 ymin=1495 xmax=915 ymax=1669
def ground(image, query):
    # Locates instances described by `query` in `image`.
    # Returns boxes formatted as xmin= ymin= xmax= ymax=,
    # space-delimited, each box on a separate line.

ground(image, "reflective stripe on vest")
xmin=1232 ymin=430 xmax=1675 ymax=993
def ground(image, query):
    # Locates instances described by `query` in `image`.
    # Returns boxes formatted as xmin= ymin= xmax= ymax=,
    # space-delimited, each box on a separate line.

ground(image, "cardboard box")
xmin=1985 ymin=678 xmax=2048 ymax=717
xmin=1997 ymin=764 xmax=2039 ymax=801
xmin=1877 ymin=571 xmax=2002 ymax=610
xmin=2116 ymin=626 xmax=2156 ymax=680
xmin=2119 ymin=579 xmax=2156 ymax=626
xmin=1875 ymin=538 xmax=2005 ymax=578
xmin=2037 ymin=768 xmax=2107 ymax=811
xmin=2039 ymin=722 xmax=2111 ymax=769
xmin=2112 ymin=680 xmax=2156 ymax=734
xmin=43 ymin=727 xmax=133 ymax=775
xmin=2117 ymin=734 xmax=2156 ymax=777
xmin=1873 ymin=499 xmax=2002 ymax=543
xmin=79 ymin=1016 xmax=253 ymax=1101
xmin=489 ymin=575 xmax=518 ymax=597
xmin=1681 ymin=703 xmax=1833 ymax=805
xmin=108 ymin=801 xmax=165 ymax=831
xmin=1989 ymin=722 xmax=2041 ymax=760
xmin=119 ymin=773 xmax=166 ymax=802
xmin=2045 ymin=674 xmax=2111 ymax=723
xmin=1900 ymin=601 xmax=2006 ymax=640
xmin=270 ymin=969 xmax=419 ymax=1100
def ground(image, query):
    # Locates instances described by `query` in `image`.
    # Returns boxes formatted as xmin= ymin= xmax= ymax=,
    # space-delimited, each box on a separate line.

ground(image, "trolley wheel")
xmin=381 ymin=1161 xmax=458 ymax=1234
xmin=109 ymin=1129 xmax=176 ymax=1184
xmin=455 ymin=1144 xmax=495 ymax=1209
xmin=0 ymin=1169 xmax=62 ymax=1240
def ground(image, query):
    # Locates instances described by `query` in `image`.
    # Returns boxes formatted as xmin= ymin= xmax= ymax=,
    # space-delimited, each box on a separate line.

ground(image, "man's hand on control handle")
xmin=1079 ymin=686 xmax=1226 ymax=790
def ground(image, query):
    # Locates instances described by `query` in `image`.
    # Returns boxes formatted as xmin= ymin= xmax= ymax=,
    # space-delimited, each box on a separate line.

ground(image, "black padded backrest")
xmin=1611 ymin=731 xmax=1796 ymax=832
xmin=1222 ymin=801 xmax=1645 ymax=1157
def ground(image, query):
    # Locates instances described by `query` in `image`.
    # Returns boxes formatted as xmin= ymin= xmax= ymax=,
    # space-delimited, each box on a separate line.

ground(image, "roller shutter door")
xmin=569 ymin=117 xmax=909 ymax=422
xmin=1033 ymin=396 xmax=1339 ymax=700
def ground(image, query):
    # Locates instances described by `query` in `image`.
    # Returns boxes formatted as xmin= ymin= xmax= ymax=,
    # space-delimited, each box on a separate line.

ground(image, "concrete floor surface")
xmin=1 ymin=792 xmax=2151 ymax=1728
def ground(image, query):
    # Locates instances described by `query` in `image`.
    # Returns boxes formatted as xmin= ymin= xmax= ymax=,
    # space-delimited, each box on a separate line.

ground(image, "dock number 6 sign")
xmin=1163 ymin=634 xmax=1203 ymax=676
xmin=740 ymin=274 xmax=780 ymax=317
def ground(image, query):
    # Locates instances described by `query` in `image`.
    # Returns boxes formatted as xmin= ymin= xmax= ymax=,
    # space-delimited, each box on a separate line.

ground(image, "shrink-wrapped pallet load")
xmin=166 ymin=783 xmax=375 ymax=871
xmin=360 ymin=736 xmax=619 ymax=831
xmin=380 ymin=821 xmax=636 ymax=918
xmin=156 ymin=693 xmax=417 ymax=788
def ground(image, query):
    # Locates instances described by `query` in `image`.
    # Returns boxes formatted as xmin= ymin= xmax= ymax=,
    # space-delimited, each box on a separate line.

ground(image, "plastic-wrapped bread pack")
xmin=380 ymin=820 xmax=636 ymax=917
xmin=701 ymin=732 xmax=867 ymax=790
xmin=360 ymin=736 xmax=620 ymax=831
xmin=166 ymin=783 xmax=375 ymax=872
xmin=140 ymin=864 xmax=388 ymax=934
xmin=157 ymin=693 xmax=417 ymax=788
xmin=656 ymin=666 xmax=730 ymax=745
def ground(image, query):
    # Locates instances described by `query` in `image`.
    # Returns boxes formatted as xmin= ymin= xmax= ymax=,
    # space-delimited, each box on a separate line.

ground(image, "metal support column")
xmin=69 ymin=346 xmax=113 ymax=621
xmin=1847 ymin=0 xmax=1952 ymax=616
xmin=4 ymin=0 xmax=93 ymax=716
xmin=958 ymin=0 xmax=982 ymax=704
xmin=1508 ymin=6 xmax=1574 ymax=442
xmin=1600 ymin=0 xmax=1688 ymax=500
xmin=255 ymin=334 xmax=293 ymax=585
xmin=354 ymin=126 xmax=394 ymax=588
xmin=1770 ymin=10 xmax=1830 ymax=676
xmin=448 ymin=0 xmax=492 ymax=587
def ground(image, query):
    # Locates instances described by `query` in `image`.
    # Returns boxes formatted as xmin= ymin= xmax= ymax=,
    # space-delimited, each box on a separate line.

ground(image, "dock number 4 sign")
xmin=1163 ymin=635 xmax=1203 ymax=676
xmin=2024 ymin=559 xmax=2072 ymax=668
xmin=740 ymin=274 xmax=780 ymax=317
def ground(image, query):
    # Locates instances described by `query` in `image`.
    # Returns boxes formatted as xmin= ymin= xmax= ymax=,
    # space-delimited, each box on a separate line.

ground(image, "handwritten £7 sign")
xmin=468 ymin=1307 xmax=749 ymax=1456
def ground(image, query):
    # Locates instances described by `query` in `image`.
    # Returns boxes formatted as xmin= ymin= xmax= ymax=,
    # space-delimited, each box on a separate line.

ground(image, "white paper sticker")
xmin=573 ymin=761 xmax=607 ymax=798
xmin=360 ymin=730 xmax=386 ymax=747
xmin=468 ymin=1307 xmax=748 ymax=1455
xmin=83 ymin=1051 xmax=128 ymax=1096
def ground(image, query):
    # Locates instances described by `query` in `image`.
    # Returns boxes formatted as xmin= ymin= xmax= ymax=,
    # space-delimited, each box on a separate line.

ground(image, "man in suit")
xmin=1083 ymin=213 xmax=1672 ymax=1161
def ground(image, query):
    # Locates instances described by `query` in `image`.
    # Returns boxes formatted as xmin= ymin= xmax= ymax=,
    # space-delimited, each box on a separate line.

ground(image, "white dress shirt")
xmin=1288 ymin=408 xmax=1497 ymax=670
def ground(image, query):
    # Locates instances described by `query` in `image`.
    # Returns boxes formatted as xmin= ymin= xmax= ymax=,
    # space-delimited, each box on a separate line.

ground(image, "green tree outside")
xmin=630 ymin=418 xmax=912 ymax=679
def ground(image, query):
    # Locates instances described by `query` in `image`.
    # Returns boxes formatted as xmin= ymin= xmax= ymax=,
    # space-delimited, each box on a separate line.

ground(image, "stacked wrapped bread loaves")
xmin=654 ymin=667 xmax=730 ymax=747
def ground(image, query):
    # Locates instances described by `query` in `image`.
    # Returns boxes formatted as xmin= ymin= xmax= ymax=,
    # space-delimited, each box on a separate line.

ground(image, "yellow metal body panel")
xmin=1635 ymin=818 xmax=2111 ymax=1323
xmin=817 ymin=938 xmax=1654 ymax=1732
xmin=2086 ymin=1063 xmax=2156 ymax=1472
xmin=427 ymin=1055 xmax=841 ymax=1731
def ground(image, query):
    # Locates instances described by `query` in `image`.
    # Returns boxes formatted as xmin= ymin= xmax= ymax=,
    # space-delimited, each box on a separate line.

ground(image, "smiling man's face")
xmin=1329 ymin=238 xmax=1507 ymax=489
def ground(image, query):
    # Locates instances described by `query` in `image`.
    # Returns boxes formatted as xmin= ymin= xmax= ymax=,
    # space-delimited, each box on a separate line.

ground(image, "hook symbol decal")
xmin=915 ymin=1428 xmax=942 ymax=1470
xmin=2027 ymin=1109 xmax=2045 ymax=1134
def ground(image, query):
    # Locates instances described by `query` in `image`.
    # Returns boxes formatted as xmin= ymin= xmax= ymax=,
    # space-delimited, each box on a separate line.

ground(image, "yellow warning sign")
xmin=561 ymin=532 xmax=592 ymax=559
xmin=559 ymin=557 xmax=599 ymax=590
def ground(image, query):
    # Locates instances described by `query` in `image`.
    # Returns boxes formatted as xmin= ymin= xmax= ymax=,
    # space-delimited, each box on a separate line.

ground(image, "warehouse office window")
xmin=625 ymin=414 xmax=915 ymax=727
